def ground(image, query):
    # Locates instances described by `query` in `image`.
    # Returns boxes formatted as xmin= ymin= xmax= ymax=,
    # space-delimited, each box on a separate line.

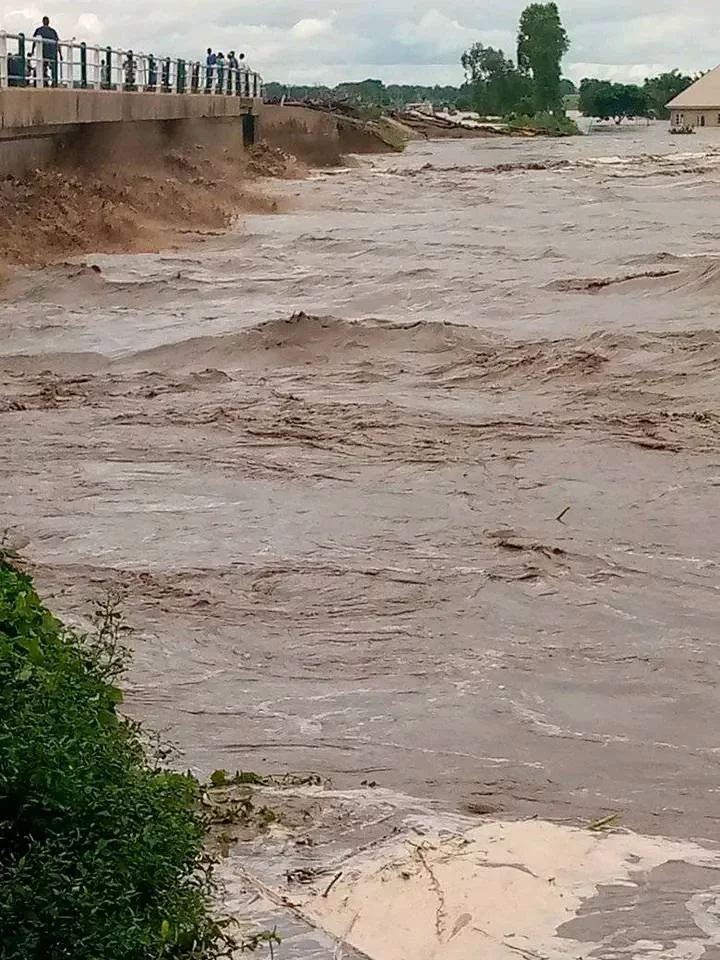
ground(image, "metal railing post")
xmin=123 ymin=49 xmax=137 ymax=91
xmin=161 ymin=56 xmax=170 ymax=92
xmin=31 ymin=45 xmax=40 ymax=87
xmin=176 ymin=58 xmax=186 ymax=93
xmin=102 ymin=45 xmax=112 ymax=89
xmin=51 ymin=40 xmax=60 ymax=88
xmin=80 ymin=42 xmax=87 ymax=88
xmin=148 ymin=54 xmax=157 ymax=91
xmin=93 ymin=44 xmax=101 ymax=88
xmin=0 ymin=32 xmax=7 ymax=88
xmin=57 ymin=40 xmax=64 ymax=87
xmin=17 ymin=33 xmax=26 ymax=86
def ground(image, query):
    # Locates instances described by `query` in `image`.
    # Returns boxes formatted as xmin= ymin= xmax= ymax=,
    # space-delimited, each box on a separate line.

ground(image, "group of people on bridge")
xmin=6 ymin=15 xmax=255 ymax=96
xmin=204 ymin=49 xmax=248 ymax=95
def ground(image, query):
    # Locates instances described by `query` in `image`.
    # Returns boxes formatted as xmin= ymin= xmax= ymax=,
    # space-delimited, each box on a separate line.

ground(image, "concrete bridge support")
xmin=0 ymin=88 xmax=260 ymax=175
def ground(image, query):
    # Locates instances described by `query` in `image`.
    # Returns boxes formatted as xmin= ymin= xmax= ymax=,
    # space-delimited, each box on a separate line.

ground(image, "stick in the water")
xmin=322 ymin=872 xmax=343 ymax=897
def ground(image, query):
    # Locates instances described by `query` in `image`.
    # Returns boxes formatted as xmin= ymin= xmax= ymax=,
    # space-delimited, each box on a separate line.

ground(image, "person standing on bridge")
xmin=215 ymin=51 xmax=225 ymax=93
xmin=227 ymin=51 xmax=239 ymax=94
xmin=31 ymin=16 xmax=62 ymax=88
xmin=205 ymin=48 xmax=216 ymax=93
xmin=237 ymin=53 xmax=250 ymax=96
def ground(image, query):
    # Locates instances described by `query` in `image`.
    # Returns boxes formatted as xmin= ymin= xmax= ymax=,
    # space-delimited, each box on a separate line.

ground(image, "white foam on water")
xmin=285 ymin=817 xmax=720 ymax=960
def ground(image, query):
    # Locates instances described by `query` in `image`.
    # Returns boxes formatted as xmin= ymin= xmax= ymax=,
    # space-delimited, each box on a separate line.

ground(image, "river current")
xmin=2 ymin=123 xmax=720 ymax=847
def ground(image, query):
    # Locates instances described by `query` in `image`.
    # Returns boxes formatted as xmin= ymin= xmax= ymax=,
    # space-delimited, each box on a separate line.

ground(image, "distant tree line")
xmin=578 ymin=71 xmax=696 ymax=121
xmin=262 ymin=78 xmax=474 ymax=111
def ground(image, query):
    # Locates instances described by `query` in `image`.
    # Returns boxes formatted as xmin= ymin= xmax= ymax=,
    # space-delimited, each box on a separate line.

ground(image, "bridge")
xmin=0 ymin=31 xmax=264 ymax=174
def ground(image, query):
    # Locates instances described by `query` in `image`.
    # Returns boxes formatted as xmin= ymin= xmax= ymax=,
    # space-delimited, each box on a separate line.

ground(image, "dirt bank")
xmin=0 ymin=141 xmax=299 ymax=267
xmin=258 ymin=103 xmax=414 ymax=164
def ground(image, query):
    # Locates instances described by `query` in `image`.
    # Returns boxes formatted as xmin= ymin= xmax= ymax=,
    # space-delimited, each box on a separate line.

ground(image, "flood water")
xmin=2 ymin=122 xmax=720 ymax=845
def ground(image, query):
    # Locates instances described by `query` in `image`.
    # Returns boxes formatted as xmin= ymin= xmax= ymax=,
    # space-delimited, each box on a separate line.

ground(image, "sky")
xmin=1 ymin=1 xmax=718 ymax=87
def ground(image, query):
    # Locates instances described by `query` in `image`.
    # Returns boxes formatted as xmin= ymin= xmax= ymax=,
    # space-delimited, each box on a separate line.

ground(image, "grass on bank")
xmin=507 ymin=112 xmax=580 ymax=136
xmin=0 ymin=556 xmax=236 ymax=960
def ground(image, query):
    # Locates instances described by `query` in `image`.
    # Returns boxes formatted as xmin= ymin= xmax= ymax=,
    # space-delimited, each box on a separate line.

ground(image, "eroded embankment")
xmin=0 ymin=141 xmax=299 ymax=267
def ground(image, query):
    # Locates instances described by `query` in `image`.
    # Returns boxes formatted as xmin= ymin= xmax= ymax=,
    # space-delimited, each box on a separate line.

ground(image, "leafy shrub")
xmin=0 ymin=560 xmax=229 ymax=960
xmin=507 ymin=111 xmax=579 ymax=136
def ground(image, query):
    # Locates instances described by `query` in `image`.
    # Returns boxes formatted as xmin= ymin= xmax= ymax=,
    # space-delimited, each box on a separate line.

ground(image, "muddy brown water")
xmin=2 ymin=123 xmax=720 ymax=845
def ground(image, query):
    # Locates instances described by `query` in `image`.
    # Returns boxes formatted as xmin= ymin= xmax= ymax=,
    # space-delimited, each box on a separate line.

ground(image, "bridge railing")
xmin=0 ymin=32 xmax=262 ymax=97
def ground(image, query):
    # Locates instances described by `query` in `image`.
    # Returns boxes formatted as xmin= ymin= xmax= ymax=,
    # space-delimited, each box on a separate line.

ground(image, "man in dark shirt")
xmin=205 ymin=48 xmax=216 ymax=93
xmin=31 ymin=16 xmax=61 ymax=87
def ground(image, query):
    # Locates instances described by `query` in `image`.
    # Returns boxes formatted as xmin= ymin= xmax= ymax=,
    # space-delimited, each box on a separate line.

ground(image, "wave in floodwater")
xmin=384 ymin=143 xmax=720 ymax=180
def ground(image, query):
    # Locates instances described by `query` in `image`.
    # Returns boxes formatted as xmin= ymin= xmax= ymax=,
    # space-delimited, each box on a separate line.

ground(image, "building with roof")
xmin=667 ymin=68 xmax=720 ymax=127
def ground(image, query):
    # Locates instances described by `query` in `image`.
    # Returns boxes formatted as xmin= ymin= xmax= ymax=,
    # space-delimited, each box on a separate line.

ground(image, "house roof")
xmin=667 ymin=66 xmax=720 ymax=108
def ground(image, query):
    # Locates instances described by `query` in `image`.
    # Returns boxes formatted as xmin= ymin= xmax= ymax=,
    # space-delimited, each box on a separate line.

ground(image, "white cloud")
xmin=394 ymin=9 xmax=477 ymax=54
xmin=291 ymin=17 xmax=333 ymax=39
xmin=76 ymin=13 xmax=103 ymax=36
xmin=0 ymin=0 xmax=717 ymax=83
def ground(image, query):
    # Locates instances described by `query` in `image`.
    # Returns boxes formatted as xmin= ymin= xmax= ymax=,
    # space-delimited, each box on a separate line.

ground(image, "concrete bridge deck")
xmin=0 ymin=88 xmax=260 ymax=132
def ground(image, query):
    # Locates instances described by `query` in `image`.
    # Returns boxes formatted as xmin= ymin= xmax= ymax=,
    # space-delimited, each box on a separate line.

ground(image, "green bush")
xmin=507 ymin=112 xmax=579 ymax=136
xmin=0 ymin=560 xmax=229 ymax=960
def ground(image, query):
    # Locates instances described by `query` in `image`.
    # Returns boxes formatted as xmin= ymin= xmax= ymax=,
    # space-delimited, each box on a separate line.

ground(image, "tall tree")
xmin=643 ymin=70 xmax=695 ymax=119
xmin=517 ymin=2 xmax=570 ymax=113
xmin=461 ymin=42 xmax=531 ymax=115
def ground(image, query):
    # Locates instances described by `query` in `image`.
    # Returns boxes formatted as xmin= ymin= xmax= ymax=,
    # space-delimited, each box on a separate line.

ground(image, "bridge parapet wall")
xmin=0 ymin=88 xmax=258 ymax=132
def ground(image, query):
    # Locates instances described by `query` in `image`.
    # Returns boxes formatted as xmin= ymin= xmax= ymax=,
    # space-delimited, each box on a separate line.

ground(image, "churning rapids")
xmin=3 ymin=122 xmax=720 ymax=958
